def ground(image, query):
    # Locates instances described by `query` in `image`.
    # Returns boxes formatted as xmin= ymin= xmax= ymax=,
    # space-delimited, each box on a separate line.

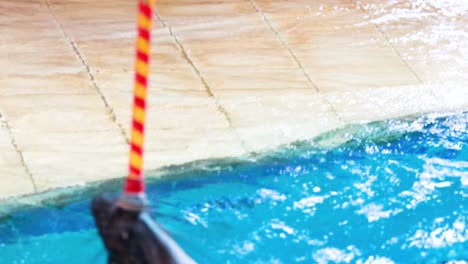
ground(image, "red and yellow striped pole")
xmin=119 ymin=0 xmax=156 ymax=210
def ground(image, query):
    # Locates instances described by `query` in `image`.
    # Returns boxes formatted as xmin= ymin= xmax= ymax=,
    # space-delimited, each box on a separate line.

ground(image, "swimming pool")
xmin=0 ymin=113 xmax=467 ymax=263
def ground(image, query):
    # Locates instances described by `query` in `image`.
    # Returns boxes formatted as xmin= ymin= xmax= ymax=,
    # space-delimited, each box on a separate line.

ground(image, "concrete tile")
xmin=253 ymin=0 xmax=356 ymax=15
xmin=1 ymin=27 xmax=83 ymax=76
xmin=144 ymin=125 xmax=246 ymax=169
xmin=358 ymin=0 xmax=465 ymax=19
xmin=429 ymin=83 xmax=468 ymax=111
xmin=0 ymin=3 xmax=83 ymax=76
xmin=157 ymin=0 xmax=256 ymax=25
xmin=0 ymin=73 xmax=96 ymax=96
xmin=24 ymin=150 xmax=127 ymax=191
xmin=0 ymin=94 xmax=118 ymax=133
xmin=0 ymin=93 xmax=128 ymax=192
xmin=382 ymin=24 xmax=466 ymax=85
xmin=1 ymin=50 xmax=83 ymax=76
xmin=254 ymin=2 xmax=421 ymax=91
xmin=325 ymin=85 xmax=446 ymax=123
xmin=0 ymin=2 xmax=58 ymax=37
xmin=217 ymin=91 xmax=343 ymax=151
xmin=48 ymin=0 xmax=136 ymax=22
xmin=94 ymin=89 xmax=247 ymax=158
xmin=45 ymin=0 xmax=248 ymax=169
xmin=11 ymin=130 xmax=127 ymax=153
xmin=157 ymin=2 xmax=314 ymax=92
xmin=47 ymin=0 xmax=209 ymax=93
xmin=358 ymin=0 xmax=467 ymax=85
xmin=200 ymin=68 xmax=313 ymax=91
xmin=92 ymin=71 xmax=210 ymax=131
xmin=79 ymin=40 xmax=208 ymax=93
xmin=0 ymin=124 xmax=35 ymax=198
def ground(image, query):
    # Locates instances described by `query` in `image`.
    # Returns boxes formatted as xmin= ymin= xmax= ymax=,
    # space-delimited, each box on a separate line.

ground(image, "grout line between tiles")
xmin=44 ymin=0 xmax=129 ymax=144
xmin=249 ymin=0 xmax=346 ymax=124
xmin=0 ymin=117 xmax=38 ymax=193
xmin=352 ymin=1 xmax=445 ymax=105
xmin=248 ymin=0 xmax=320 ymax=93
xmin=370 ymin=22 xmax=425 ymax=84
xmin=154 ymin=10 xmax=252 ymax=153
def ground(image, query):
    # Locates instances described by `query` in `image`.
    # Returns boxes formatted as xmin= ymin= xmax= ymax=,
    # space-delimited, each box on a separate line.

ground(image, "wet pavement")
xmin=0 ymin=0 xmax=466 ymax=199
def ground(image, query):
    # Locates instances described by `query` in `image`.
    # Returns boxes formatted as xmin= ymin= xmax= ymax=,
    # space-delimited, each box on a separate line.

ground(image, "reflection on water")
xmin=0 ymin=112 xmax=467 ymax=263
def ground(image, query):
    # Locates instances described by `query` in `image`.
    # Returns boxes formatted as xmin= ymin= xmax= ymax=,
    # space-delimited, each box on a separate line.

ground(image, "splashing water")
xmin=0 ymin=113 xmax=467 ymax=263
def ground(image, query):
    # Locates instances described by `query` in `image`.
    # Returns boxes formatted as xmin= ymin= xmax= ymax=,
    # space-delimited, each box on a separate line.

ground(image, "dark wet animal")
xmin=92 ymin=194 xmax=196 ymax=264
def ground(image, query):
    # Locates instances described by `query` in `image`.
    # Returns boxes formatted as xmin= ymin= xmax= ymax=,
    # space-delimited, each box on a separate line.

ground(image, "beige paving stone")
xmin=86 ymin=86 xmax=247 ymax=167
xmin=357 ymin=0 xmax=467 ymax=85
xmin=156 ymin=0 xmax=314 ymax=92
xmin=324 ymin=85 xmax=448 ymax=123
xmin=0 ymin=95 xmax=128 ymax=190
xmin=45 ymin=0 xmax=247 ymax=166
xmin=0 ymin=74 xmax=96 ymax=96
xmin=0 ymin=3 xmax=82 ymax=76
xmin=0 ymin=93 xmax=128 ymax=191
xmin=0 ymin=94 xmax=117 ymax=132
xmin=11 ymin=130 xmax=125 ymax=153
xmin=22 ymin=151 xmax=126 ymax=191
xmin=253 ymin=0 xmax=421 ymax=91
xmin=217 ymin=91 xmax=343 ymax=151
xmin=48 ymin=0 xmax=136 ymax=22
xmin=82 ymin=40 xmax=207 ymax=92
xmin=48 ymin=0 xmax=202 ymax=89
xmin=0 ymin=0 xmax=129 ymax=195
xmin=0 ymin=123 xmax=35 ymax=198
xmin=0 ymin=2 xmax=60 ymax=41
xmin=1 ymin=47 xmax=82 ymax=76
xmin=157 ymin=0 xmax=259 ymax=25
xmin=144 ymin=125 xmax=245 ymax=169
xmin=123 ymin=90 xmax=245 ymax=155
xmin=429 ymin=83 xmax=468 ymax=111
xmin=250 ymin=0 xmax=356 ymax=15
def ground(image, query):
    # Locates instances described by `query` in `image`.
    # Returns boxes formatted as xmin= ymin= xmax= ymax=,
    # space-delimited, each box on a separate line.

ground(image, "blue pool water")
xmin=0 ymin=113 xmax=467 ymax=263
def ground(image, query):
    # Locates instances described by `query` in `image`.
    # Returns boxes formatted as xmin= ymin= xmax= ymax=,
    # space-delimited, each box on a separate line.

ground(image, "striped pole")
xmin=119 ymin=0 xmax=156 ymax=210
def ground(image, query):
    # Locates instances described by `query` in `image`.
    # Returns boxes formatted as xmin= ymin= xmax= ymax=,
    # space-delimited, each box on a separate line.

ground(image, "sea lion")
xmin=91 ymin=194 xmax=196 ymax=264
